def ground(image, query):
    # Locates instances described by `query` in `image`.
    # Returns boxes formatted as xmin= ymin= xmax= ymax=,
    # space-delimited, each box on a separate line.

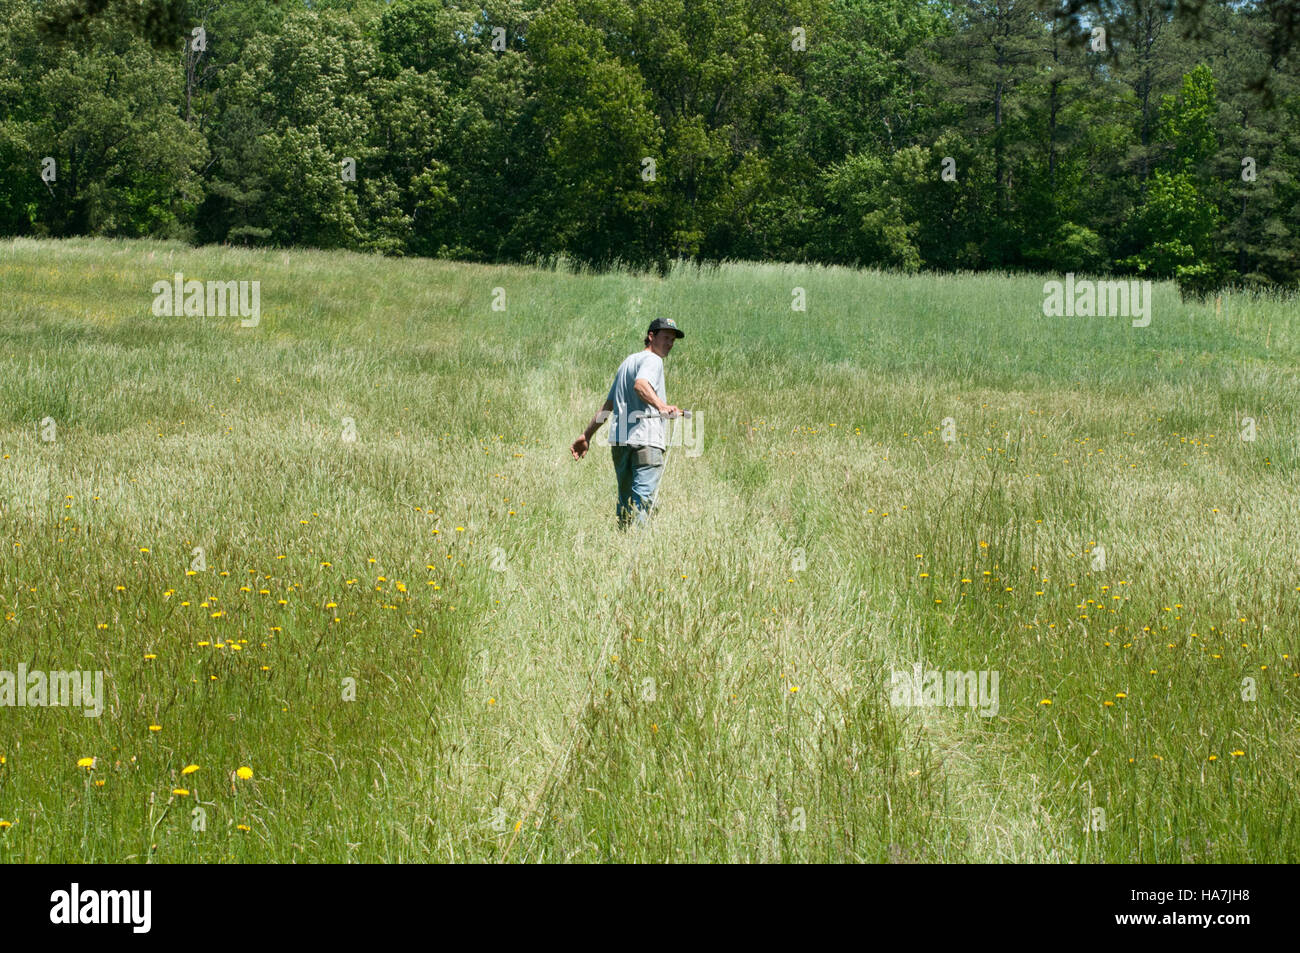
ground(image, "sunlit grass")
xmin=0 ymin=236 xmax=1297 ymax=862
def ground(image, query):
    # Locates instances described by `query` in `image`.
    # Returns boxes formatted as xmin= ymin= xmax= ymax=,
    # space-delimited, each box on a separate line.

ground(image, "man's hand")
xmin=573 ymin=399 xmax=613 ymax=460
xmin=663 ymin=405 xmax=683 ymax=418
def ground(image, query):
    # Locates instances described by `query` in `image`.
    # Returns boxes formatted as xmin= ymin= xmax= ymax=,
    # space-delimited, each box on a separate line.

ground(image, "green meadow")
xmin=1 ymin=236 xmax=1297 ymax=862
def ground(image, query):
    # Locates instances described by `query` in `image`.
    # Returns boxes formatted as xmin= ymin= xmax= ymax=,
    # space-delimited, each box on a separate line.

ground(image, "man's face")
xmin=649 ymin=329 xmax=678 ymax=356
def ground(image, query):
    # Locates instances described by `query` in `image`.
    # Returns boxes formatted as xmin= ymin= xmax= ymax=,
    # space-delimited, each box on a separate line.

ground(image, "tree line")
xmin=1 ymin=0 xmax=1297 ymax=294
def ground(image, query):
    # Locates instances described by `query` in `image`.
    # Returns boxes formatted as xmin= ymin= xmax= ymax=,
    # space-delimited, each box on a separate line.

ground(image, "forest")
xmin=2 ymin=0 xmax=1297 ymax=292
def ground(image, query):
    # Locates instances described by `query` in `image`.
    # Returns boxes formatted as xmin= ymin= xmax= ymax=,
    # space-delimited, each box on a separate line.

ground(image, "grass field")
xmin=1 ymin=236 xmax=1298 ymax=863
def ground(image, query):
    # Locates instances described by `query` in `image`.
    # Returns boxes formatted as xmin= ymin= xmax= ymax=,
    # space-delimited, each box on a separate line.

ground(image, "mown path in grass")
xmin=461 ymin=356 xmax=1068 ymax=861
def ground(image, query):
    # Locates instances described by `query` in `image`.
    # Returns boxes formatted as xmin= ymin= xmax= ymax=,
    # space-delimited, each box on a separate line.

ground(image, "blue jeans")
xmin=611 ymin=445 xmax=665 ymax=529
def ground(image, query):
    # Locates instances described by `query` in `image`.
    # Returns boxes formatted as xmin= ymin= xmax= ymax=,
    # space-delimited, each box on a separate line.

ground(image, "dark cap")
xmin=647 ymin=317 xmax=685 ymax=339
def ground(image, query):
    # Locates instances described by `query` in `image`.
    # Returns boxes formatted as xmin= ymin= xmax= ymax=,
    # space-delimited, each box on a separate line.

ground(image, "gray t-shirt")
xmin=606 ymin=350 xmax=666 ymax=449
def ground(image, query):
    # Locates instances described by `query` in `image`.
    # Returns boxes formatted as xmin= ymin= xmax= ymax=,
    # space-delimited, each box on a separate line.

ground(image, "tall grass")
xmin=0 ymin=236 xmax=1296 ymax=861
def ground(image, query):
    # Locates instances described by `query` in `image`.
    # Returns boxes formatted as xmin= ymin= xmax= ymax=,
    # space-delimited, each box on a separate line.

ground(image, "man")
xmin=571 ymin=317 xmax=684 ymax=528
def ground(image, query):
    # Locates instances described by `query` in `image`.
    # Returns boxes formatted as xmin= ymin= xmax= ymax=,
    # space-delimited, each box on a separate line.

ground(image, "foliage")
xmin=0 ymin=0 xmax=1296 ymax=288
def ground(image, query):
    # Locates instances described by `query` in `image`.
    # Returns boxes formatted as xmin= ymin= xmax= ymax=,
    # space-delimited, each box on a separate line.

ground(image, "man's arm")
xmin=571 ymin=398 xmax=614 ymax=460
xmin=633 ymin=378 xmax=680 ymax=418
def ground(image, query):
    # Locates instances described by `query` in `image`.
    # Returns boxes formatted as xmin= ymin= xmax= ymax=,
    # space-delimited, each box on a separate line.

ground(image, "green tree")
xmin=203 ymin=9 xmax=374 ymax=247
xmin=820 ymin=148 xmax=927 ymax=271
xmin=921 ymin=0 xmax=1047 ymax=267
xmin=1201 ymin=0 xmax=1300 ymax=286
xmin=526 ymin=0 xmax=664 ymax=267
xmin=372 ymin=0 xmax=544 ymax=261
xmin=1121 ymin=65 xmax=1223 ymax=285
xmin=1017 ymin=9 xmax=1116 ymax=273
xmin=7 ymin=3 xmax=206 ymax=238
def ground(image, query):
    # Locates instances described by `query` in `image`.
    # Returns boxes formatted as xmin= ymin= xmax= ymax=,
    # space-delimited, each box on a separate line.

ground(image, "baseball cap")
xmin=647 ymin=317 xmax=685 ymax=339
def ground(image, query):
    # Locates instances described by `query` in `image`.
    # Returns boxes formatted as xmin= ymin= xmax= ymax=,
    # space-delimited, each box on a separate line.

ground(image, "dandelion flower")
xmin=181 ymin=764 xmax=200 ymax=775
xmin=1039 ymin=699 xmax=1051 ymax=705
xmin=236 ymin=824 xmax=251 ymax=832
xmin=148 ymin=725 xmax=161 ymax=732
xmin=1231 ymin=750 xmax=1244 ymax=757
xmin=172 ymin=788 xmax=189 ymax=796
xmin=235 ymin=766 xmax=253 ymax=780
xmin=0 ymin=820 xmax=11 ymax=830
xmin=77 ymin=757 xmax=96 ymax=769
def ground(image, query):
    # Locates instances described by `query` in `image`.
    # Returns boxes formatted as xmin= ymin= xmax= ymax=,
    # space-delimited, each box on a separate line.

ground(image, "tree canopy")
xmin=3 ymin=0 xmax=1296 ymax=292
